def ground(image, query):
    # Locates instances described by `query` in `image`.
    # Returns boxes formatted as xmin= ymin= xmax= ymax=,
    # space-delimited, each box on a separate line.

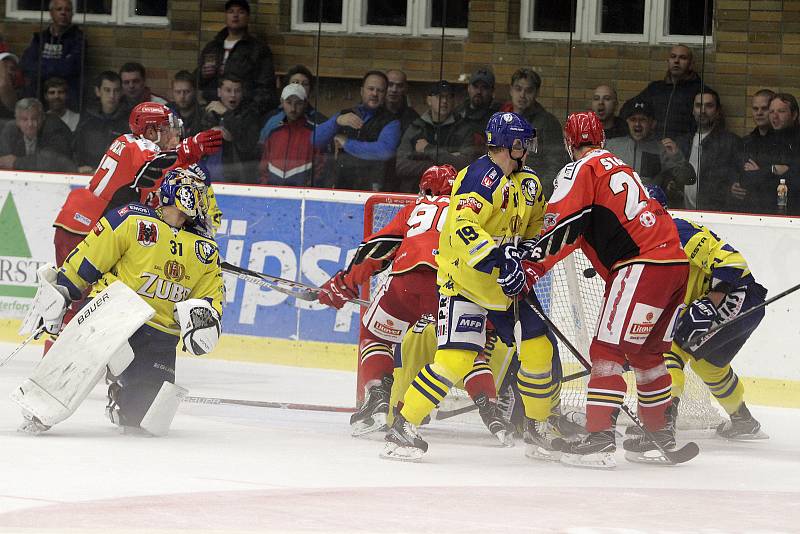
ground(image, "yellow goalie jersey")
xmin=673 ymin=217 xmax=755 ymax=304
xmin=59 ymin=203 xmax=224 ymax=336
xmin=437 ymin=156 xmax=546 ymax=310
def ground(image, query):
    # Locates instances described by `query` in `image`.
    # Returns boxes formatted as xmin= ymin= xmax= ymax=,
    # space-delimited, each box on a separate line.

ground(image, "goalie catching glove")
xmin=673 ymin=297 xmax=718 ymax=351
xmin=174 ymin=299 xmax=221 ymax=356
xmin=318 ymin=271 xmax=359 ymax=309
xmin=20 ymin=263 xmax=71 ymax=336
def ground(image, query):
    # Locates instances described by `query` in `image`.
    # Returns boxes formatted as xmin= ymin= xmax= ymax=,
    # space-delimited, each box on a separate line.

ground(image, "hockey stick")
xmin=183 ymin=395 xmax=356 ymax=413
xmin=221 ymin=261 xmax=370 ymax=307
xmin=701 ymin=281 xmax=800 ymax=339
xmin=0 ymin=325 xmax=45 ymax=368
xmin=524 ymin=293 xmax=699 ymax=465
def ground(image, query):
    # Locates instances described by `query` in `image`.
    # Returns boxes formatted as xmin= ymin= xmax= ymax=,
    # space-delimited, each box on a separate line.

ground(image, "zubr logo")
xmin=0 ymin=192 xmax=42 ymax=300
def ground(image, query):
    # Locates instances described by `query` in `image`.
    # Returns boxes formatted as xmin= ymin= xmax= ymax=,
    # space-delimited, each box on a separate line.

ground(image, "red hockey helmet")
xmin=419 ymin=164 xmax=457 ymax=196
xmin=129 ymin=102 xmax=181 ymax=137
xmin=563 ymin=111 xmax=605 ymax=160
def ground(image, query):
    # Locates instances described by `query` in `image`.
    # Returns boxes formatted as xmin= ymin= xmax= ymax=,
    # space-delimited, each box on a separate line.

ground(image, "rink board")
xmin=0 ymin=171 xmax=799 ymax=407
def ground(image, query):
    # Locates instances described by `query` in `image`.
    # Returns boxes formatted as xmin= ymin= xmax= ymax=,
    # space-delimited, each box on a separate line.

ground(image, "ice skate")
xmin=381 ymin=414 xmax=428 ymax=462
xmin=523 ymin=417 xmax=562 ymax=461
xmin=475 ymin=393 xmax=514 ymax=447
xmin=559 ymin=430 xmax=617 ymax=469
xmin=624 ymin=398 xmax=678 ymax=439
xmin=350 ymin=375 xmax=393 ymax=437
xmin=623 ymin=427 xmax=677 ymax=465
xmin=716 ymin=403 xmax=768 ymax=441
xmin=551 ymin=410 xmax=588 ymax=439
xmin=18 ymin=411 xmax=50 ymax=435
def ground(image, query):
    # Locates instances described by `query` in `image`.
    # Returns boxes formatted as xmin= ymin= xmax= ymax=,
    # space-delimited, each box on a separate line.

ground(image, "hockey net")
xmin=362 ymin=193 xmax=724 ymax=430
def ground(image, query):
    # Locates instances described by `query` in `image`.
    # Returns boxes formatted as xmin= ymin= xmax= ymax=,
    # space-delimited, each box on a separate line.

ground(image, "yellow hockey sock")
xmin=693 ymin=358 xmax=745 ymax=415
xmin=665 ymin=348 xmax=687 ymax=398
xmin=516 ymin=336 xmax=557 ymax=421
xmin=399 ymin=348 xmax=475 ymax=426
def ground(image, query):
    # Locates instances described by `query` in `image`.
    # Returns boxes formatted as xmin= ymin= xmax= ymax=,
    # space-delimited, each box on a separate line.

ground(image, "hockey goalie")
xmin=13 ymin=169 xmax=224 ymax=436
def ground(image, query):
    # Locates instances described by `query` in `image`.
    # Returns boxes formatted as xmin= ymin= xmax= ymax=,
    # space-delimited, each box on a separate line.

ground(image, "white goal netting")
xmin=363 ymin=193 xmax=724 ymax=430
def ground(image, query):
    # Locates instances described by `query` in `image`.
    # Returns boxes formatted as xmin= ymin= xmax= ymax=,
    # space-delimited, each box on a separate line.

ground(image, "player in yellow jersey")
xmin=638 ymin=185 xmax=768 ymax=444
xmin=382 ymin=112 xmax=572 ymax=461
xmin=18 ymin=168 xmax=224 ymax=435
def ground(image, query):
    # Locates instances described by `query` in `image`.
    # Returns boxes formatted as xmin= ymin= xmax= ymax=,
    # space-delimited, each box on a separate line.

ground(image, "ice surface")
xmin=0 ymin=343 xmax=798 ymax=533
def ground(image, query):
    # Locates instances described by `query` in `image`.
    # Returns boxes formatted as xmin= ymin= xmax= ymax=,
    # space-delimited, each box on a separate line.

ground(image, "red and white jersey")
xmin=346 ymin=195 xmax=449 ymax=287
xmin=54 ymin=134 xmax=183 ymax=235
xmin=530 ymin=148 xmax=686 ymax=280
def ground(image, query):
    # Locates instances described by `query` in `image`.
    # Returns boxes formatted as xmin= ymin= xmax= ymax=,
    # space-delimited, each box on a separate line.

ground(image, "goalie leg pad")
xmin=107 ymin=342 xmax=135 ymax=378
xmin=10 ymin=282 xmax=155 ymax=427
xmin=139 ymin=381 xmax=188 ymax=436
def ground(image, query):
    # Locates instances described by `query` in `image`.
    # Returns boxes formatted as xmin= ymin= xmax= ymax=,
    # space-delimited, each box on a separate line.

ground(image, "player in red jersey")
xmin=318 ymin=165 xmax=504 ymax=439
xmin=53 ymin=102 xmax=222 ymax=265
xmin=522 ymin=111 xmax=689 ymax=468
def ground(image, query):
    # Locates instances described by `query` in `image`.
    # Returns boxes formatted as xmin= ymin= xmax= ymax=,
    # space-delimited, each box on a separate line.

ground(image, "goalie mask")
xmin=160 ymin=168 xmax=207 ymax=219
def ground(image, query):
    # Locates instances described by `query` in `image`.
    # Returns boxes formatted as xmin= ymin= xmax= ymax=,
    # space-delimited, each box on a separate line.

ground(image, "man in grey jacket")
xmin=605 ymin=98 xmax=693 ymax=206
xmin=394 ymin=81 xmax=478 ymax=193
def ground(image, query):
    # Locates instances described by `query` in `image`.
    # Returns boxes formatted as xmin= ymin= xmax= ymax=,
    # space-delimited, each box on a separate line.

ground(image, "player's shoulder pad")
xmin=104 ymin=202 xmax=159 ymax=230
xmin=132 ymin=136 xmax=160 ymax=153
xmin=673 ymin=217 xmax=704 ymax=247
xmin=455 ymin=156 xmax=504 ymax=202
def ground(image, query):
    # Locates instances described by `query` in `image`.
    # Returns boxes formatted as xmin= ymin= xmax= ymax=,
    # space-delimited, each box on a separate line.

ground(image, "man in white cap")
xmin=258 ymin=83 xmax=324 ymax=186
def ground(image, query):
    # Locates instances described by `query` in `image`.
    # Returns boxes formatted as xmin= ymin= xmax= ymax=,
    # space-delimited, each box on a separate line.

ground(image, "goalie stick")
xmin=1 ymin=325 xmax=45 ymax=368
xmin=183 ymin=395 xmax=356 ymax=413
xmin=221 ymin=261 xmax=370 ymax=307
xmin=524 ymin=292 xmax=699 ymax=465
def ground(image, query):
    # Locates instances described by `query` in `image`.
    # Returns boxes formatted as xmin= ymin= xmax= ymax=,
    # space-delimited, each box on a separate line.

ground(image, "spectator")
xmin=119 ymin=62 xmax=167 ymax=113
xmin=258 ymin=64 xmax=326 ymax=147
xmin=44 ymin=77 xmax=79 ymax=131
xmin=0 ymin=97 xmax=75 ymax=172
xmin=739 ymin=93 xmax=800 ymax=214
xmin=394 ymin=80 xmax=476 ymax=192
xmin=672 ymin=88 xmax=743 ymax=211
xmin=637 ymin=45 xmax=708 ymax=140
xmin=167 ymin=70 xmax=203 ymax=137
xmin=19 ymin=0 xmax=85 ymax=111
xmin=453 ymin=66 xmax=500 ymax=155
xmin=605 ymin=98 xmax=693 ymax=206
xmin=591 ymin=84 xmax=627 ymax=139
xmin=385 ymin=69 xmax=419 ymax=134
xmin=0 ymin=52 xmax=21 ymax=124
xmin=73 ymin=71 xmax=128 ymax=173
xmin=258 ymin=84 xmax=324 ymax=187
xmin=201 ymin=74 xmax=261 ymax=183
xmin=196 ymin=0 xmax=277 ymax=118
xmin=499 ymin=67 xmax=565 ymax=195
xmin=313 ymin=70 xmax=400 ymax=191
xmin=734 ymin=89 xmax=776 ymax=212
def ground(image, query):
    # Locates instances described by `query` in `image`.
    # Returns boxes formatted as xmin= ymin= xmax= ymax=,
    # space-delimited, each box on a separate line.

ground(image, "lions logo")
xmin=136 ymin=220 xmax=158 ymax=247
xmin=195 ymin=240 xmax=217 ymax=264
xmin=521 ymin=178 xmax=538 ymax=206
xmin=176 ymin=185 xmax=197 ymax=214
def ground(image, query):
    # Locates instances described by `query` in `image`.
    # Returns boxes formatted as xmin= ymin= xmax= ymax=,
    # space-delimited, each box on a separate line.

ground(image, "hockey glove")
xmin=496 ymin=244 xmax=525 ymax=297
xmin=516 ymin=238 xmax=540 ymax=261
xmin=318 ymin=271 xmax=359 ymax=309
xmin=177 ymin=129 xmax=223 ymax=164
xmin=673 ymin=297 xmax=718 ymax=351
xmin=521 ymin=260 xmax=546 ymax=296
xmin=174 ymin=299 xmax=221 ymax=356
xmin=20 ymin=264 xmax=71 ymax=336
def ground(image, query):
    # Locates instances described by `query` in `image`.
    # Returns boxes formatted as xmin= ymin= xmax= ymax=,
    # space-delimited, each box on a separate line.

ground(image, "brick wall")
xmin=0 ymin=0 xmax=797 ymax=136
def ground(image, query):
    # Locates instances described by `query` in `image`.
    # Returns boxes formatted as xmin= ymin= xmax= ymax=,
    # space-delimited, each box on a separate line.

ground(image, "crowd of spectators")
xmin=1 ymin=0 xmax=799 ymax=215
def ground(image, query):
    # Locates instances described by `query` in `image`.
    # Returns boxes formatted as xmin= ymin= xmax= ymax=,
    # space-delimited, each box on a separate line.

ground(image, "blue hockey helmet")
xmin=644 ymin=183 xmax=668 ymax=209
xmin=160 ymin=168 xmax=206 ymax=219
xmin=485 ymin=112 xmax=537 ymax=154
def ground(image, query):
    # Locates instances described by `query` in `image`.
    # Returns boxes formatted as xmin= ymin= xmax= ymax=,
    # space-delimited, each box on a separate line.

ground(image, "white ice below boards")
xmin=0 ymin=342 xmax=798 ymax=533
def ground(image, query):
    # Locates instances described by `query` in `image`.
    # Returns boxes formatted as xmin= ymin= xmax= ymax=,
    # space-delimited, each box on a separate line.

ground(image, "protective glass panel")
xmin=600 ymin=0 xmax=645 ymax=34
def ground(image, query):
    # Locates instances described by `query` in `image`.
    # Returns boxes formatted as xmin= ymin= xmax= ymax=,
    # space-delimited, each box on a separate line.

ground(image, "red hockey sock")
xmin=634 ymin=369 xmax=672 ymax=431
xmin=359 ymin=338 xmax=393 ymax=391
xmin=585 ymin=372 xmax=627 ymax=432
xmin=463 ymin=357 xmax=496 ymax=402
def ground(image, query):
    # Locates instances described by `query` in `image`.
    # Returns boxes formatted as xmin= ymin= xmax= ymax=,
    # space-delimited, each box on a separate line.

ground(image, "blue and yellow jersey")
xmin=436 ymin=155 xmax=546 ymax=310
xmin=58 ymin=203 xmax=224 ymax=336
xmin=674 ymin=217 xmax=755 ymax=304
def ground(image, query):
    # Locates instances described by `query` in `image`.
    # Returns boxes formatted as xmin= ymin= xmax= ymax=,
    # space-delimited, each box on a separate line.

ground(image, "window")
xmin=520 ymin=0 xmax=713 ymax=44
xmin=292 ymin=0 xmax=469 ymax=36
xmin=8 ymin=0 xmax=167 ymax=25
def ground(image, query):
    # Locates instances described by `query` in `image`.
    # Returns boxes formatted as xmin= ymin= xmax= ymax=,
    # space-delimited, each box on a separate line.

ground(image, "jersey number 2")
xmin=609 ymin=170 xmax=647 ymax=221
